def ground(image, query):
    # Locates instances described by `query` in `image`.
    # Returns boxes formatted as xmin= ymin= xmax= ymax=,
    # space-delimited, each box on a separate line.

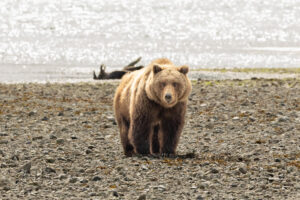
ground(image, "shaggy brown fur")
xmin=113 ymin=58 xmax=192 ymax=156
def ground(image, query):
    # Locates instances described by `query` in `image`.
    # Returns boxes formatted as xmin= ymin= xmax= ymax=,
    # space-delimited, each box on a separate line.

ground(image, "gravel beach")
xmin=0 ymin=78 xmax=299 ymax=199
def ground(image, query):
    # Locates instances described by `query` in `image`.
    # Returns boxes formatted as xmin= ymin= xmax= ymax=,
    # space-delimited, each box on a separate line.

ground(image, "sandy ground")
xmin=0 ymin=78 xmax=300 ymax=199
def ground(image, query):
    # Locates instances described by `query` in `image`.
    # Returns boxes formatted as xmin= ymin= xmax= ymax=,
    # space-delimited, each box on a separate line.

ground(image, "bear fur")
xmin=113 ymin=58 xmax=192 ymax=156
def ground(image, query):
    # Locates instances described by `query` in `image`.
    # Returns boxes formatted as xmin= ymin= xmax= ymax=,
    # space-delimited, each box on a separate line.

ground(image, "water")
xmin=0 ymin=0 xmax=300 ymax=83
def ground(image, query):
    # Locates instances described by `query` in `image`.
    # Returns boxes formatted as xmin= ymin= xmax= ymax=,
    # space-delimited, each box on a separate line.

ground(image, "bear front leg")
xmin=159 ymin=104 xmax=186 ymax=155
xmin=129 ymin=115 xmax=152 ymax=155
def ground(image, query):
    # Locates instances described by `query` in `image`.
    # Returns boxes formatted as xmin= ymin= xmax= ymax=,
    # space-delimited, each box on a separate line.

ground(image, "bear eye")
xmin=172 ymin=82 xmax=178 ymax=87
xmin=160 ymin=82 xmax=166 ymax=87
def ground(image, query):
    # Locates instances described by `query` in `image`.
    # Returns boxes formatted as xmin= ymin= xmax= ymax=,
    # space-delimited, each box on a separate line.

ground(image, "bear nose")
xmin=165 ymin=93 xmax=172 ymax=102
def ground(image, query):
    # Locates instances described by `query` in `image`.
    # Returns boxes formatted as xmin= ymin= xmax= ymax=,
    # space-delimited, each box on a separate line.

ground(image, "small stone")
xmin=275 ymin=158 xmax=281 ymax=162
xmin=58 ymin=112 xmax=64 ymax=116
xmin=86 ymin=149 xmax=92 ymax=154
xmin=112 ymin=191 xmax=119 ymax=197
xmin=49 ymin=135 xmax=57 ymax=140
xmin=21 ymin=162 xmax=31 ymax=174
xmin=69 ymin=177 xmax=78 ymax=183
xmin=59 ymin=174 xmax=67 ymax=180
xmin=45 ymin=167 xmax=56 ymax=173
xmin=0 ymin=140 xmax=8 ymax=144
xmin=210 ymin=168 xmax=219 ymax=174
xmin=0 ymin=150 xmax=4 ymax=157
xmin=239 ymin=167 xmax=247 ymax=174
xmin=46 ymin=158 xmax=55 ymax=163
xmin=92 ymin=176 xmax=101 ymax=181
xmin=71 ymin=136 xmax=78 ymax=140
xmin=41 ymin=116 xmax=49 ymax=121
xmin=196 ymin=195 xmax=204 ymax=200
xmin=56 ymin=138 xmax=64 ymax=145
xmin=32 ymin=136 xmax=43 ymax=141
xmin=80 ymin=179 xmax=88 ymax=184
xmin=137 ymin=194 xmax=147 ymax=200
xmin=28 ymin=111 xmax=35 ymax=116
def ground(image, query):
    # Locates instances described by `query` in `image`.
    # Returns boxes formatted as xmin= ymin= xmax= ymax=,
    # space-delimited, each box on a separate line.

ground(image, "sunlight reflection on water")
xmin=0 ymin=0 xmax=299 ymax=82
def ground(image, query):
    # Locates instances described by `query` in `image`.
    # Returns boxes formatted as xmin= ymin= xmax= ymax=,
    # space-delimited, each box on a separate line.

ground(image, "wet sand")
xmin=0 ymin=78 xmax=299 ymax=199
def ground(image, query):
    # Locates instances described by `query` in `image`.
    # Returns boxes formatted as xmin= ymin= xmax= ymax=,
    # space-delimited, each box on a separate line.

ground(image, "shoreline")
xmin=0 ymin=70 xmax=299 ymax=84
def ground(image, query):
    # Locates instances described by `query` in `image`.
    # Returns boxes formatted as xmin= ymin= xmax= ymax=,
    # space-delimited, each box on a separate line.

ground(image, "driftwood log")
xmin=93 ymin=57 xmax=144 ymax=80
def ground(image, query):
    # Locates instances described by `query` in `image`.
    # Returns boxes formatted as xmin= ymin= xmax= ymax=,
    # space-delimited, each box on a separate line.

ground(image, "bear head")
xmin=145 ymin=62 xmax=192 ymax=108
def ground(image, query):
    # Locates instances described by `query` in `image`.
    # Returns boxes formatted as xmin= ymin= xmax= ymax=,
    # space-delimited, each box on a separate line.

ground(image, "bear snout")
xmin=164 ymin=93 xmax=172 ymax=102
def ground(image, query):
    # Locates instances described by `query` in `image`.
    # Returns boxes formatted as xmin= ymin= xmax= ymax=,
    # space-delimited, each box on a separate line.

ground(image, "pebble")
xmin=21 ymin=162 xmax=31 ymax=174
xmin=56 ymin=138 xmax=65 ymax=145
xmin=92 ymin=176 xmax=101 ymax=181
xmin=137 ymin=194 xmax=147 ymax=200
xmin=69 ymin=177 xmax=78 ymax=183
xmin=45 ymin=167 xmax=56 ymax=173
xmin=210 ymin=168 xmax=219 ymax=174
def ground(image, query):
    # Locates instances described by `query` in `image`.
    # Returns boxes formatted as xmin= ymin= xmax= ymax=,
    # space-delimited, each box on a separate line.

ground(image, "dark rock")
xmin=196 ymin=195 xmax=204 ymax=200
xmin=69 ymin=177 xmax=78 ymax=183
xmin=46 ymin=158 xmax=55 ymax=163
xmin=56 ymin=138 xmax=64 ymax=145
xmin=41 ymin=116 xmax=49 ymax=121
xmin=0 ymin=150 xmax=4 ymax=157
xmin=210 ymin=168 xmax=219 ymax=174
xmin=80 ymin=179 xmax=88 ymax=184
xmin=86 ymin=149 xmax=92 ymax=154
xmin=239 ymin=167 xmax=247 ymax=174
xmin=275 ymin=158 xmax=281 ymax=162
xmin=71 ymin=136 xmax=78 ymax=140
xmin=45 ymin=167 xmax=56 ymax=173
xmin=49 ymin=135 xmax=57 ymax=140
xmin=137 ymin=194 xmax=147 ymax=200
xmin=58 ymin=112 xmax=64 ymax=116
xmin=28 ymin=111 xmax=35 ymax=116
xmin=11 ymin=155 xmax=19 ymax=161
xmin=92 ymin=176 xmax=101 ymax=181
xmin=112 ymin=191 xmax=119 ymax=197
xmin=0 ymin=140 xmax=9 ymax=144
xmin=21 ymin=162 xmax=31 ymax=174
xmin=32 ymin=136 xmax=43 ymax=141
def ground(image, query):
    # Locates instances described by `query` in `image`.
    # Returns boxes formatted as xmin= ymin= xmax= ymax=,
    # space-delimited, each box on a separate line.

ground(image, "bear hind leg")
xmin=119 ymin=116 xmax=134 ymax=156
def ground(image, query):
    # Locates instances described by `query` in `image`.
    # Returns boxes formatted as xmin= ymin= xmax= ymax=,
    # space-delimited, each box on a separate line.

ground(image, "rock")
xmin=58 ymin=112 xmax=64 ymax=116
xmin=59 ymin=174 xmax=68 ymax=180
xmin=32 ymin=136 xmax=43 ymax=141
xmin=69 ymin=177 xmax=78 ymax=183
xmin=0 ymin=140 xmax=9 ymax=144
xmin=210 ymin=168 xmax=219 ymax=174
xmin=0 ymin=149 xmax=4 ymax=157
xmin=71 ymin=136 xmax=78 ymax=140
xmin=45 ymin=167 xmax=56 ymax=173
xmin=137 ymin=194 xmax=147 ymax=200
xmin=49 ymin=134 xmax=57 ymax=140
xmin=92 ymin=176 xmax=101 ymax=181
xmin=196 ymin=195 xmax=204 ymax=200
xmin=80 ymin=179 xmax=88 ymax=184
xmin=56 ymin=138 xmax=65 ymax=145
xmin=21 ymin=162 xmax=31 ymax=174
xmin=112 ymin=191 xmax=119 ymax=197
xmin=41 ymin=116 xmax=49 ymax=121
xmin=239 ymin=167 xmax=247 ymax=174
xmin=46 ymin=158 xmax=55 ymax=163
xmin=28 ymin=111 xmax=35 ymax=116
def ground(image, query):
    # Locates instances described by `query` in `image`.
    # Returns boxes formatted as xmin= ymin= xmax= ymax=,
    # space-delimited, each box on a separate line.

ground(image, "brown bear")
xmin=113 ymin=58 xmax=192 ymax=156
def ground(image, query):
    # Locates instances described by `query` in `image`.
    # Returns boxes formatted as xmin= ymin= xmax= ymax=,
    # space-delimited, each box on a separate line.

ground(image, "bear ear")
xmin=179 ymin=65 xmax=189 ymax=75
xmin=153 ymin=65 xmax=162 ymax=74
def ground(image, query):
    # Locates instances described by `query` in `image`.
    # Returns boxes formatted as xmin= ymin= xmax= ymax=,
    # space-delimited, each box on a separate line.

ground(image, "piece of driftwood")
xmin=93 ymin=57 xmax=144 ymax=80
